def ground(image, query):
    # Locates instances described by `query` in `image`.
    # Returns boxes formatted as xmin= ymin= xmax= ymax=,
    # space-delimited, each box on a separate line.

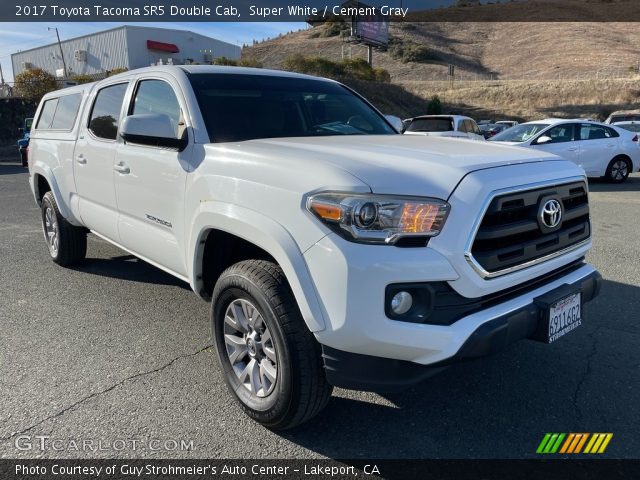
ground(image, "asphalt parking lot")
xmin=0 ymin=162 xmax=638 ymax=459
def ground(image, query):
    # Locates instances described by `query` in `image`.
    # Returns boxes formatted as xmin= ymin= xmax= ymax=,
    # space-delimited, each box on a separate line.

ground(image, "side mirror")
xmin=120 ymin=114 xmax=187 ymax=151
xmin=384 ymin=115 xmax=404 ymax=133
xmin=535 ymin=135 xmax=553 ymax=145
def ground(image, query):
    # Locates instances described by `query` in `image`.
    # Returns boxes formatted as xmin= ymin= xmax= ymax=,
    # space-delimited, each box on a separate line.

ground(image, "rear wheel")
xmin=605 ymin=156 xmax=631 ymax=183
xmin=211 ymin=260 xmax=332 ymax=430
xmin=41 ymin=191 xmax=87 ymax=266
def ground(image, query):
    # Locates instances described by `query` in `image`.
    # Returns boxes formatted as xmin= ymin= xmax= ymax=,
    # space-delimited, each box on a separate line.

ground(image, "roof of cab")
xmin=39 ymin=65 xmax=336 ymax=101
xmin=99 ymin=64 xmax=335 ymax=83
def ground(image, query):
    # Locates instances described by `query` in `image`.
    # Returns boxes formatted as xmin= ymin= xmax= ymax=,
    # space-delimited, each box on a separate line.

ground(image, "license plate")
xmin=547 ymin=293 xmax=582 ymax=343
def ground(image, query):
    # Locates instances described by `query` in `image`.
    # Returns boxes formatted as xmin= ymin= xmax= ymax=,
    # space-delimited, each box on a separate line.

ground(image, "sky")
xmin=0 ymin=22 xmax=304 ymax=83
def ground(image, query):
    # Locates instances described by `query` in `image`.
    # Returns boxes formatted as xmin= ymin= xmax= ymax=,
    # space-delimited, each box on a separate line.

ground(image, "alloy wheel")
xmin=44 ymin=206 xmax=59 ymax=257
xmin=223 ymin=298 xmax=278 ymax=397
xmin=610 ymin=159 xmax=629 ymax=181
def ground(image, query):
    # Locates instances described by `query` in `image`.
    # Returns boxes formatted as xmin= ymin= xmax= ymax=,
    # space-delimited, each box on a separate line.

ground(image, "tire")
xmin=41 ymin=191 xmax=87 ymax=266
xmin=605 ymin=156 xmax=631 ymax=183
xmin=211 ymin=259 xmax=332 ymax=430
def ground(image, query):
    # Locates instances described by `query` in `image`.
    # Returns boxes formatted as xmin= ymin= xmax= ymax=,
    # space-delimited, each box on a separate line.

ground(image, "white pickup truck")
xmin=28 ymin=65 xmax=601 ymax=429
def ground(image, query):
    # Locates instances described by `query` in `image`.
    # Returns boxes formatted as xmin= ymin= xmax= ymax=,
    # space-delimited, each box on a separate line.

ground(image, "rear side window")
xmin=36 ymin=99 xmax=58 ymax=129
xmin=51 ymin=94 xmax=82 ymax=130
xmin=89 ymin=83 xmax=128 ymax=140
xmin=579 ymin=124 xmax=616 ymax=141
xmin=407 ymin=118 xmax=453 ymax=132
xmin=36 ymin=94 xmax=82 ymax=130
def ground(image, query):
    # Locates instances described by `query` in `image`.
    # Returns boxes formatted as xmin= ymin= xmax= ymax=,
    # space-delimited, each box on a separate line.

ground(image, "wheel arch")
xmin=189 ymin=204 xmax=326 ymax=332
xmin=30 ymin=165 xmax=77 ymax=223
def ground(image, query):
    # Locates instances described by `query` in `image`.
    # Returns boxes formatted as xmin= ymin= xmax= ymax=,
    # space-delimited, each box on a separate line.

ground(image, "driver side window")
xmin=131 ymin=79 xmax=183 ymax=138
xmin=540 ymin=124 xmax=574 ymax=144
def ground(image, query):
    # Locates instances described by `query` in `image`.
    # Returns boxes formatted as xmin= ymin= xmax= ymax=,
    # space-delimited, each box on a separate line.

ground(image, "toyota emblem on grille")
xmin=540 ymin=199 xmax=562 ymax=229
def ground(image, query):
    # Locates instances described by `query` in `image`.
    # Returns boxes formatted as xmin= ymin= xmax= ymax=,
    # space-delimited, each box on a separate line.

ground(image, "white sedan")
xmin=403 ymin=115 xmax=485 ymax=141
xmin=490 ymin=119 xmax=640 ymax=182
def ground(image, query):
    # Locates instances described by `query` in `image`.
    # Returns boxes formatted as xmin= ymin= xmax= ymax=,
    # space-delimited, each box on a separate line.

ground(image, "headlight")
xmin=307 ymin=193 xmax=450 ymax=245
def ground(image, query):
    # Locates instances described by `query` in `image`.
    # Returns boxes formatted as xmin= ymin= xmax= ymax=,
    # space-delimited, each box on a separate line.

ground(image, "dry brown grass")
xmin=245 ymin=22 xmax=640 ymax=82
xmin=401 ymin=78 xmax=640 ymax=120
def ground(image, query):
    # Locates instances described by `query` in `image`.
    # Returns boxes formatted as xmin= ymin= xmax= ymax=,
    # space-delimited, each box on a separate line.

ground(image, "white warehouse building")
xmin=11 ymin=25 xmax=241 ymax=79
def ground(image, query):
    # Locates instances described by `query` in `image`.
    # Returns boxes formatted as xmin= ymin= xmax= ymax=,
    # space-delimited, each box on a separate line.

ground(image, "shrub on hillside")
xmin=14 ymin=68 xmax=57 ymax=101
xmin=309 ymin=20 xmax=350 ymax=38
xmin=389 ymin=38 xmax=441 ymax=64
xmin=282 ymin=54 xmax=390 ymax=82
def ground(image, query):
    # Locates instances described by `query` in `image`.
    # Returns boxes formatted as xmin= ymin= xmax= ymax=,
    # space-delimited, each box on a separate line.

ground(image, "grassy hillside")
xmin=244 ymin=19 xmax=640 ymax=120
xmin=245 ymin=22 xmax=640 ymax=82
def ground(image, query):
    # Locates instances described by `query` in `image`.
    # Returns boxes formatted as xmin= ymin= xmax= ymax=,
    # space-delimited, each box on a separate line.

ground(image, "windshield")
xmin=491 ymin=123 xmax=550 ymax=142
xmin=406 ymin=117 xmax=453 ymax=132
xmin=188 ymin=73 xmax=396 ymax=142
xmin=616 ymin=123 xmax=640 ymax=133
xmin=610 ymin=114 xmax=640 ymax=123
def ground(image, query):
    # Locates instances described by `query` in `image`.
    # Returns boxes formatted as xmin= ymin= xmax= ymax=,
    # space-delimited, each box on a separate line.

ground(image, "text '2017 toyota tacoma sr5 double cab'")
xmin=28 ymin=66 xmax=601 ymax=429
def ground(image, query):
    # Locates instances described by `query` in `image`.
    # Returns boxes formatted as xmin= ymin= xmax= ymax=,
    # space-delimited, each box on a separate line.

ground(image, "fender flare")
xmin=189 ymin=202 xmax=326 ymax=332
xmin=30 ymin=163 xmax=79 ymax=224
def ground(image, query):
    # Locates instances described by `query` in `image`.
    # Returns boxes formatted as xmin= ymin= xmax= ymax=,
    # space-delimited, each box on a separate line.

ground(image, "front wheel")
xmin=605 ymin=156 xmax=631 ymax=183
xmin=211 ymin=260 xmax=332 ymax=430
xmin=41 ymin=191 xmax=87 ymax=266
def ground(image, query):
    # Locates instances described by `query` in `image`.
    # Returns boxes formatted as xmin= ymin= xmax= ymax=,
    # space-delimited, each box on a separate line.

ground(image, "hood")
xmin=215 ymin=135 xmax=561 ymax=199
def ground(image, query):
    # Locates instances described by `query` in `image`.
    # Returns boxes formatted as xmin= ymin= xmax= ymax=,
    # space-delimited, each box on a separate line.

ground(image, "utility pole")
xmin=48 ymin=27 xmax=67 ymax=78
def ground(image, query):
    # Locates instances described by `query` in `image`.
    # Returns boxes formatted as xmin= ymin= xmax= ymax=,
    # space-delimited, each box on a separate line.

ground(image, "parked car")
xmin=479 ymin=123 xmax=508 ymax=139
xmin=495 ymin=120 xmax=519 ymax=128
xmin=17 ymin=117 xmax=33 ymax=167
xmin=477 ymin=119 xmax=493 ymax=125
xmin=403 ymin=115 xmax=485 ymax=141
xmin=605 ymin=110 xmax=640 ymax=124
xmin=28 ymin=66 xmax=600 ymax=429
xmin=490 ymin=119 xmax=639 ymax=182
xmin=611 ymin=121 xmax=640 ymax=133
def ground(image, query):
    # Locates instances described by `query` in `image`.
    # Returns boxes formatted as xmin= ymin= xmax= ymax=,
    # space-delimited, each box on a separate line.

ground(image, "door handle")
xmin=76 ymin=154 xmax=87 ymax=164
xmin=114 ymin=163 xmax=130 ymax=174
xmin=567 ymin=147 xmax=578 ymax=151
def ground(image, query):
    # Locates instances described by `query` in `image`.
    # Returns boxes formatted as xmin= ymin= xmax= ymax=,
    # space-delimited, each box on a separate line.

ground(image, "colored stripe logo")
xmin=537 ymin=433 xmax=613 ymax=454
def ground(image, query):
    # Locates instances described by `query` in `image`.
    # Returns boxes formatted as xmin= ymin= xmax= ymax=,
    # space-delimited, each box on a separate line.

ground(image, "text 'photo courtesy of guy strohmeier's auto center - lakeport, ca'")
xmin=0 ymin=1 xmax=639 ymax=479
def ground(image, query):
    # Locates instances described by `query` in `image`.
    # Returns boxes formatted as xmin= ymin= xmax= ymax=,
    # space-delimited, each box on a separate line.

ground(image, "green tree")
xmin=107 ymin=67 xmax=128 ymax=76
xmin=427 ymin=95 xmax=442 ymax=115
xmin=14 ymin=68 xmax=57 ymax=101
xmin=70 ymin=74 xmax=94 ymax=85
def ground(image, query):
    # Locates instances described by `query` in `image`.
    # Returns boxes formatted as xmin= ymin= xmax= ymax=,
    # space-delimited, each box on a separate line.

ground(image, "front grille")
xmin=470 ymin=181 xmax=590 ymax=274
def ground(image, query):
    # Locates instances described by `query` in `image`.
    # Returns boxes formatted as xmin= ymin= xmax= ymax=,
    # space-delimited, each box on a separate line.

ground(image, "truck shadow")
xmin=278 ymin=278 xmax=639 ymax=458
xmin=588 ymin=174 xmax=640 ymax=193
xmin=0 ymin=163 xmax=26 ymax=175
xmin=71 ymin=255 xmax=190 ymax=289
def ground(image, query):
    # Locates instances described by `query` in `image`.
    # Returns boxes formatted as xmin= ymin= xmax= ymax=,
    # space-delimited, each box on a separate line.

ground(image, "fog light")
xmin=390 ymin=291 xmax=413 ymax=315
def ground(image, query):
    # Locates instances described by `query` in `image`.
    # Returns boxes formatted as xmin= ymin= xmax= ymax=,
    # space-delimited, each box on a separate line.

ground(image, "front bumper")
xmin=322 ymin=269 xmax=601 ymax=392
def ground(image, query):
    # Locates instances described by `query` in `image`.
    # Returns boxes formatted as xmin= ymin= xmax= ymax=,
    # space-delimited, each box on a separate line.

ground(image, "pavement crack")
xmin=572 ymin=327 xmax=600 ymax=424
xmin=0 ymin=344 xmax=212 ymax=442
